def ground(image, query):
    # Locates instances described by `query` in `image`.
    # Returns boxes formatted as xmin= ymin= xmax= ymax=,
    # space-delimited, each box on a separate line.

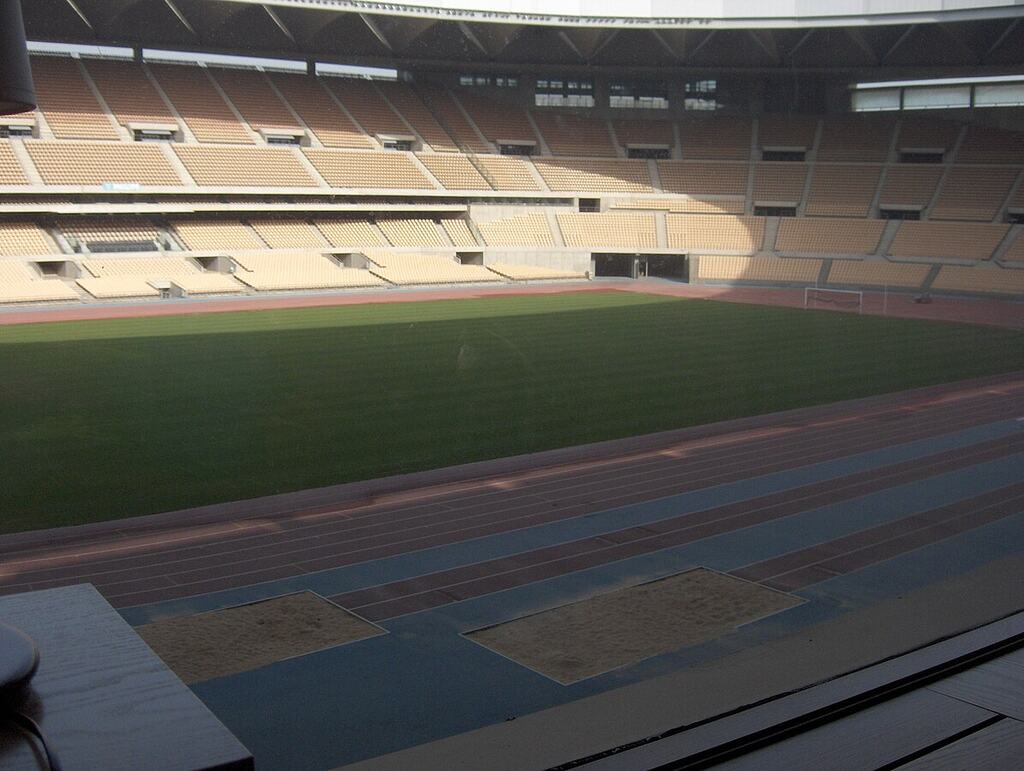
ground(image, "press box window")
xmin=536 ymin=77 xmax=594 ymax=108
xmin=610 ymin=81 xmax=668 ymax=109
xmin=684 ymin=80 xmax=717 ymax=111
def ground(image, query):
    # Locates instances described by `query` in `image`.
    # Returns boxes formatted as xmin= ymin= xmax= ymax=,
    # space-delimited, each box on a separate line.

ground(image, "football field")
xmin=2 ymin=291 xmax=1022 ymax=533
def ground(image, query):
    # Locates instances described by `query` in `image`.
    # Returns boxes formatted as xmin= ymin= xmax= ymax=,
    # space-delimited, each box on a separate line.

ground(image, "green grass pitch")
xmin=2 ymin=291 xmax=1022 ymax=534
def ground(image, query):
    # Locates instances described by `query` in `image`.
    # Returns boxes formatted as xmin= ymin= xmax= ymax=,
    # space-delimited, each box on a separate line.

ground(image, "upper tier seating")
xmin=477 ymin=156 xmax=542 ymax=191
xmin=612 ymin=120 xmax=674 ymax=151
xmin=30 ymin=56 xmax=119 ymax=140
xmin=210 ymin=68 xmax=302 ymax=133
xmin=695 ymin=255 xmax=821 ymax=283
xmin=377 ymin=218 xmax=447 ymax=247
xmin=232 ymin=251 xmax=384 ymax=290
xmin=816 ymin=116 xmax=896 ymax=162
xmin=173 ymin=145 xmax=317 ymax=187
xmin=455 ymin=93 xmax=538 ymax=147
xmin=956 ymin=125 xmax=1024 ymax=164
xmin=82 ymin=59 xmax=178 ymax=130
xmin=558 ymin=213 xmax=657 ymax=248
xmin=311 ymin=217 xmax=387 ymax=246
xmin=611 ymin=198 xmax=745 ymax=214
xmin=775 ymin=218 xmax=885 ymax=254
xmin=149 ymin=63 xmax=253 ymax=144
xmin=25 ymin=141 xmax=183 ymax=186
xmin=657 ymin=162 xmax=749 ymax=197
xmin=667 ymin=215 xmax=765 ymax=253
xmin=477 ymin=214 xmax=555 ymax=247
xmin=678 ymin=116 xmax=752 ymax=160
xmin=314 ymin=218 xmax=388 ymax=248
xmin=752 ymin=163 xmax=808 ymax=203
xmin=0 ymin=142 xmax=29 ymax=185
xmin=1002 ymin=232 xmax=1024 ymax=262
xmin=376 ymin=82 xmax=458 ymax=152
xmin=249 ymin=219 xmax=327 ymax=249
xmin=303 ymin=149 xmax=433 ymax=189
xmin=895 ymin=118 xmax=961 ymax=153
xmin=827 ymin=260 xmax=929 ymax=289
xmin=0 ymin=223 xmax=57 ymax=255
xmin=416 ymin=86 xmax=490 ymax=153
xmin=417 ymin=153 xmax=489 ymax=190
xmin=365 ymin=251 xmax=500 ymax=285
xmin=322 ymin=78 xmax=409 ymax=142
xmin=60 ymin=219 xmax=161 ymax=249
xmin=931 ymin=265 xmax=1024 ymax=294
xmin=440 ymin=218 xmax=478 ymax=247
xmin=487 ymin=263 xmax=585 ymax=280
xmin=171 ymin=220 xmax=267 ymax=251
xmin=267 ymin=73 xmax=371 ymax=148
xmin=878 ymin=166 xmax=943 ymax=209
xmin=534 ymin=159 xmax=653 ymax=193
xmin=531 ymin=112 xmax=617 ymax=157
xmin=930 ymin=166 xmax=1018 ymax=221
xmin=889 ymin=221 xmax=1009 ymax=260
xmin=804 ymin=165 xmax=882 ymax=217
xmin=757 ymin=115 xmax=818 ymax=150
xmin=0 ymin=260 xmax=78 ymax=303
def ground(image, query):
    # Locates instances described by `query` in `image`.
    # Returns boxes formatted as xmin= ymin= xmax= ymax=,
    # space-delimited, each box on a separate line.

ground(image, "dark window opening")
xmin=755 ymin=206 xmax=797 ymax=217
xmin=879 ymin=209 xmax=922 ymax=220
xmin=627 ymin=147 xmax=670 ymax=159
xmin=899 ymin=151 xmax=944 ymax=164
xmin=762 ymin=150 xmax=806 ymax=162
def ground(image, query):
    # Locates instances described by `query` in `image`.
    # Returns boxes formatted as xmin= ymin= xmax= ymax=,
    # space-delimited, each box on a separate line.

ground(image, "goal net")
xmin=803 ymin=287 xmax=863 ymax=314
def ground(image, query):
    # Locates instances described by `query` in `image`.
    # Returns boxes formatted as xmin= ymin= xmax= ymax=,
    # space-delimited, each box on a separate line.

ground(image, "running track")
xmin=1 ymin=372 xmax=1021 ymax=615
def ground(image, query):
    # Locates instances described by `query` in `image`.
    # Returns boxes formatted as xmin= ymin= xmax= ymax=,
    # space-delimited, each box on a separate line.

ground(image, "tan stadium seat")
xmin=931 ymin=265 xmax=1024 ymax=294
xmin=1001 ymin=233 xmax=1024 ymax=262
xmin=78 ymin=255 xmax=243 ymax=295
xmin=657 ymin=162 xmax=748 ymax=197
xmin=456 ymin=93 xmax=537 ymax=147
xmin=678 ymin=116 xmax=752 ymax=160
xmin=82 ymin=59 xmax=178 ymax=130
xmin=827 ymin=260 xmax=930 ymax=288
xmin=776 ymin=218 xmax=885 ymax=254
xmin=232 ymin=251 xmax=385 ymax=291
xmin=477 ymin=215 xmax=555 ymax=248
xmin=314 ymin=218 xmax=388 ymax=248
xmin=0 ymin=141 xmax=29 ymax=185
xmin=249 ymin=219 xmax=326 ymax=249
xmin=376 ymin=82 xmax=459 ymax=152
xmin=365 ymin=251 xmax=501 ymax=285
xmin=487 ymin=263 xmax=585 ymax=280
xmin=956 ymin=125 xmax=1024 ymax=164
xmin=149 ymin=63 xmax=253 ymax=144
xmin=377 ymin=218 xmax=447 ymax=247
xmin=268 ymin=73 xmax=371 ymax=148
xmin=61 ymin=220 xmax=161 ymax=250
xmin=896 ymin=118 xmax=960 ymax=155
xmin=558 ymin=213 xmax=657 ymax=248
xmin=757 ymin=115 xmax=818 ymax=150
xmin=804 ymin=165 xmax=882 ymax=217
xmin=440 ymin=219 xmax=478 ymax=247
xmin=889 ymin=222 xmax=1009 ymax=260
xmin=816 ymin=115 xmax=896 ymax=162
xmin=0 ymin=261 xmax=79 ymax=303
xmin=612 ymin=120 xmax=674 ymax=151
xmin=209 ymin=68 xmax=301 ymax=133
xmin=695 ymin=255 xmax=821 ymax=283
xmin=752 ymin=163 xmax=808 ymax=204
xmin=0 ymin=223 xmax=57 ymax=255
xmin=930 ymin=166 xmax=1018 ymax=221
xmin=416 ymin=86 xmax=490 ymax=153
xmin=302 ymin=149 xmax=433 ymax=189
xmin=77 ymin=276 xmax=161 ymax=298
xmin=322 ymin=78 xmax=409 ymax=141
xmin=25 ymin=141 xmax=183 ymax=186
xmin=531 ymin=112 xmax=616 ymax=157
xmin=667 ymin=215 xmax=765 ymax=253
xmin=173 ymin=145 xmax=317 ymax=187
xmin=477 ymin=156 xmax=541 ymax=191
xmin=30 ymin=55 xmax=119 ymax=140
xmin=611 ymin=198 xmax=745 ymax=215
xmin=534 ymin=159 xmax=653 ymax=193
xmin=172 ymin=221 xmax=267 ymax=251
xmin=417 ymin=153 xmax=490 ymax=190
xmin=878 ymin=166 xmax=943 ymax=209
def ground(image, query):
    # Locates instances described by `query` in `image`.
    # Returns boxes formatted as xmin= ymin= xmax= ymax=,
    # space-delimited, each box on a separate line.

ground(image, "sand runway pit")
xmin=137 ymin=592 xmax=385 ymax=684
xmin=466 ymin=568 xmax=803 ymax=684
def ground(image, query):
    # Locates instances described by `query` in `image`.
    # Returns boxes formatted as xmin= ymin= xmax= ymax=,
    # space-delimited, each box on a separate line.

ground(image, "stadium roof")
xmin=24 ymin=0 xmax=1024 ymax=74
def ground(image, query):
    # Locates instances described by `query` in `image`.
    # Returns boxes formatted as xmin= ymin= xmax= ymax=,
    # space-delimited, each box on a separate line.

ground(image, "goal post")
xmin=803 ymin=286 xmax=863 ymax=314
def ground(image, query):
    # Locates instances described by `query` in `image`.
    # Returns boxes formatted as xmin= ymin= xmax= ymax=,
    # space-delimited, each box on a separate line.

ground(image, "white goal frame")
xmin=803 ymin=286 xmax=863 ymax=314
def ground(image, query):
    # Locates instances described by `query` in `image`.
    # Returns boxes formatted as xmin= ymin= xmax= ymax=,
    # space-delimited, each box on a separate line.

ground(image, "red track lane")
xmin=0 ymin=376 xmax=1020 ymax=609
xmin=0 ymin=389 xmax=1015 ymax=597
xmin=332 ymin=437 xmax=1023 ymax=621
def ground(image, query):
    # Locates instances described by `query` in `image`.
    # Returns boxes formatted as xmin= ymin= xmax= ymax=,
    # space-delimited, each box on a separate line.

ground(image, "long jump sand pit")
xmin=136 ymin=592 xmax=385 ymax=684
xmin=466 ymin=568 xmax=803 ymax=684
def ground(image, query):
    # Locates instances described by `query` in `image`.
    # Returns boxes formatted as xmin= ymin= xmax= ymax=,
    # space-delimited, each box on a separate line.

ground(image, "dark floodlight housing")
xmin=0 ymin=0 xmax=36 ymax=115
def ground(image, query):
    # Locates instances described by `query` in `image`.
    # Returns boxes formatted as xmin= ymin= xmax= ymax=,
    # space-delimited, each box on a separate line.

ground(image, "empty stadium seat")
xmin=487 ymin=263 xmax=585 ymax=280
xmin=456 ymin=93 xmax=537 ymax=148
xmin=314 ymin=218 xmax=388 ymax=248
xmin=172 ymin=220 xmax=267 ymax=251
xmin=0 ymin=260 xmax=78 ymax=303
xmin=930 ymin=166 xmax=1018 ymax=221
xmin=365 ymin=251 xmax=500 ymax=285
xmin=440 ymin=218 xmax=478 ymax=247
xmin=268 ymin=73 xmax=371 ymax=148
xmin=173 ymin=145 xmax=317 ymax=187
xmin=804 ymin=165 xmax=882 ymax=217
xmin=888 ymin=221 xmax=1009 ymax=260
xmin=26 ymin=141 xmax=183 ymax=186
xmin=249 ymin=219 xmax=327 ymax=249
xmin=558 ymin=213 xmax=657 ymax=248
xmin=417 ymin=153 xmax=489 ymax=190
xmin=534 ymin=159 xmax=653 ymax=193
xmin=303 ymin=149 xmax=433 ymax=189
xmin=678 ymin=116 xmax=752 ymax=160
xmin=149 ymin=63 xmax=253 ymax=144
xmin=377 ymin=218 xmax=447 ymax=247
xmin=827 ymin=260 xmax=930 ymax=288
xmin=878 ymin=166 xmax=943 ymax=209
xmin=931 ymin=264 xmax=1024 ymax=294
xmin=232 ymin=251 xmax=384 ymax=290
xmin=667 ymin=215 xmax=766 ymax=253
xmin=82 ymin=59 xmax=179 ymax=132
xmin=695 ymin=254 xmax=821 ymax=283
xmin=752 ymin=163 xmax=808 ymax=204
xmin=531 ymin=112 xmax=616 ymax=157
xmin=477 ymin=214 xmax=555 ymax=247
xmin=30 ymin=55 xmax=120 ymax=140
xmin=775 ymin=218 xmax=885 ymax=254
xmin=209 ymin=68 xmax=302 ymax=134
xmin=0 ymin=223 xmax=57 ymax=255
xmin=0 ymin=141 xmax=28 ymax=185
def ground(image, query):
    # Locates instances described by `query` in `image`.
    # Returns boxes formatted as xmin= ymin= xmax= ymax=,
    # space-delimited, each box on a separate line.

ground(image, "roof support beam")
xmin=883 ymin=25 xmax=917 ymax=63
xmin=845 ymin=28 xmax=879 ymax=65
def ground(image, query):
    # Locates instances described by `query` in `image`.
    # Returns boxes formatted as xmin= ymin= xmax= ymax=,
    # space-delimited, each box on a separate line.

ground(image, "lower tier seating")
xmin=694 ymin=255 xmax=822 ymax=283
xmin=826 ymin=260 xmax=930 ymax=288
xmin=365 ymin=251 xmax=501 ymax=285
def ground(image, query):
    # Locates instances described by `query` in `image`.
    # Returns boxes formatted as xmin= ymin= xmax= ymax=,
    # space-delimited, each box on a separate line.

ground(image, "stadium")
xmin=0 ymin=0 xmax=1023 ymax=767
